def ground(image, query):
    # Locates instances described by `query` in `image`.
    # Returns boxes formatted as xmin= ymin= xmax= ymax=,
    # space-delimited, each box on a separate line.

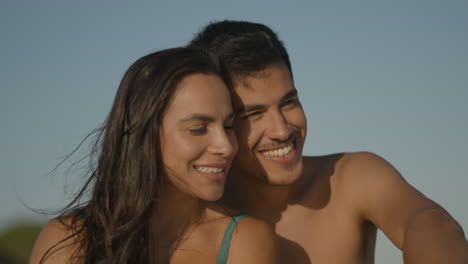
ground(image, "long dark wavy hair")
xmin=41 ymin=47 xmax=229 ymax=263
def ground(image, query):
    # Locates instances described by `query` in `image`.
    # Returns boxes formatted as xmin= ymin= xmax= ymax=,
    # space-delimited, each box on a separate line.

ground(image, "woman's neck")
xmin=151 ymin=183 xmax=210 ymax=261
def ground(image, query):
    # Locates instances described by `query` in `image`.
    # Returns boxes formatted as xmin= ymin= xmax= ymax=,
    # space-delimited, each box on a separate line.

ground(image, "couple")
xmin=31 ymin=20 xmax=467 ymax=263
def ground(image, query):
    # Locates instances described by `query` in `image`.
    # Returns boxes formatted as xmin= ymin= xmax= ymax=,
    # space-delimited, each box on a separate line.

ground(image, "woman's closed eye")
xmin=189 ymin=126 xmax=207 ymax=135
xmin=224 ymin=122 xmax=234 ymax=131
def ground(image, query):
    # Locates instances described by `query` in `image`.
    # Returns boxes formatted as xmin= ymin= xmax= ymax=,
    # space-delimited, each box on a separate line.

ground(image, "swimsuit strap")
xmin=216 ymin=214 xmax=249 ymax=264
xmin=72 ymin=208 xmax=88 ymax=222
xmin=72 ymin=209 xmax=247 ymax=264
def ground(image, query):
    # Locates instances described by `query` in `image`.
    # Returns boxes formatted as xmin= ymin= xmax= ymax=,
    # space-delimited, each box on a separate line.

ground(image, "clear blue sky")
xmin=1 ymin=1 xmax=467 ymax=263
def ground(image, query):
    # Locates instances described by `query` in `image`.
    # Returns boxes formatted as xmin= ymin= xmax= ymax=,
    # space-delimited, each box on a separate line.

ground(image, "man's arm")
xmin=402 ymin=207 xmax=468 ymax=263
xmin=339 ymin=151 xmax=468 ymax=263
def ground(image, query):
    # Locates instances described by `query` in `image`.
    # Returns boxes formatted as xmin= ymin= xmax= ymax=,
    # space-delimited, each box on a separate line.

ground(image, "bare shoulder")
xmin=327 ymin=151 xmax=403 ymax=186
xmin=335 ymin=152 xmax=453 ymax=240
xmin=330 ymin=151 xmax=410 ymax=198
xmin=30 ymin=215 xmax=84 ymax=264
xmin=231 ymin=216 xmax=275 ymax=240
xmin=339 ymin=151 xmax=395 ymax=171
xmin=300 ymin=152 xmax=390 ymax=190
xmin=227 ymin=216 xmax=278 ymax=264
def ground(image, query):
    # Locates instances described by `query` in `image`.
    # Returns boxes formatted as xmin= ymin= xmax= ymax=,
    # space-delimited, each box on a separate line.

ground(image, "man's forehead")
xmin=233 ymin=62 xmax=292 ymax=85
xmin=233 ymin=70 xmax=273 ymax=91
xmin=233 ymin=72 xmax=293 ymax=94
xmin=229 ymin=63 xmax=295 ymax=108
xmin=231 ymin=80 xmax=264 ymax=106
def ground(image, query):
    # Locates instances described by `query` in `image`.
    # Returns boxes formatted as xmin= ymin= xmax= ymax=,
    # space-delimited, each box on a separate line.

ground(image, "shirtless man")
xmin=189 ymin=20 xmax=468 ymax=264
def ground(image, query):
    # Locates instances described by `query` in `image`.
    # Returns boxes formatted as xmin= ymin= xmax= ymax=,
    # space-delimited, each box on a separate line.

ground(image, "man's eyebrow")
xmin=281 ymin=89 xmax=298 ymax=101
xmin=235 ymin=104 xmax=264 ymax=114
xmin=235 ymin=89 xmax=298 ymax=113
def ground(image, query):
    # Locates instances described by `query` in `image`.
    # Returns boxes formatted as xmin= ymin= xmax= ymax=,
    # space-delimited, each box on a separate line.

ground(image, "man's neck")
xmin=222 ymin=172 xmax=297 ymax=224
xmin=222 ymin=157 xmax=321 ymax=224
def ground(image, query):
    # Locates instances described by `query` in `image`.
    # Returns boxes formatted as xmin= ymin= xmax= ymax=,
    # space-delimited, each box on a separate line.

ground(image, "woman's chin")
xmin=198 ymin=189 xmax=224 ymax=202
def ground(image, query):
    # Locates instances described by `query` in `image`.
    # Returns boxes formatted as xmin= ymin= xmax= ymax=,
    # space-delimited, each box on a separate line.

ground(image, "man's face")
xmin=230 ymin=64 xmax=307 ymax=185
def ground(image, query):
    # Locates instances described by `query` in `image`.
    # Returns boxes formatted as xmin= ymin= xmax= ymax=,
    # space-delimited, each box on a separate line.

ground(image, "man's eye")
xmin=282 ymin=99 xmax=300 ymax=109
xmin=189 ymin=127 xmax=207 ymax=135
xmin=242 ymin=111 xmax=262 ymax=120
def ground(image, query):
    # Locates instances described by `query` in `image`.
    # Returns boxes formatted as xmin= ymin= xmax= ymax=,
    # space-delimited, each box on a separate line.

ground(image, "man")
xmin=189 ymin=20 xmax=468 ymax=263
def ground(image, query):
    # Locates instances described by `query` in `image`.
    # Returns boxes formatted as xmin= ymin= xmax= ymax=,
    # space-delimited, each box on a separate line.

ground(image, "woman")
xmin=30 ymin=47 xmax=277 ymax=264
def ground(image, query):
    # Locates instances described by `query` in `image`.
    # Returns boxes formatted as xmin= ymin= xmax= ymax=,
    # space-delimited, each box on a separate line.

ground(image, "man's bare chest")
xmin=274 ymin=208 xmax=376 ymax=264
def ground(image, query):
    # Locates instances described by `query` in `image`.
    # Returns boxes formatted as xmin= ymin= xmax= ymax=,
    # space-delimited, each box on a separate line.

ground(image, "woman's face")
xmin=160 ymin=73 xmax=237 ymax=201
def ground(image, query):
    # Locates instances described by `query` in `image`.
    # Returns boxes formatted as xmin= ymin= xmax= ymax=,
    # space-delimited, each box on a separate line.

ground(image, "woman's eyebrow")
xmin=178 ymin=112 xmax=234 ymax=123
xmin=179 ymin=114 xmax=215 ymax=123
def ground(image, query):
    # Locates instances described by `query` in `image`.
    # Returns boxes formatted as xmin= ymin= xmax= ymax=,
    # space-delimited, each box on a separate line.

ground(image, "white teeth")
xmin=195 ymin=166 xmax=224 ymax=173
xmin=262 ymin=144 xmax=293 ymax=157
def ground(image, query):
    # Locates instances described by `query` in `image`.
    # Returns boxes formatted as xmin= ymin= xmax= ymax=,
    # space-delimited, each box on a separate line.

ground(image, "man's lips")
xmin=258 ymin=142 xmax=294 ymax=157
xmin=256 ymin=135 xmax=297 ymax=154
xmin=254 ymin=135 xmax=302 ymax=165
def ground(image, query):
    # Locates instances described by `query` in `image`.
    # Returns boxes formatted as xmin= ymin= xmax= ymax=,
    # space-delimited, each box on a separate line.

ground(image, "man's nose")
xmin=265 ymin=109 xmax=292 ymax=141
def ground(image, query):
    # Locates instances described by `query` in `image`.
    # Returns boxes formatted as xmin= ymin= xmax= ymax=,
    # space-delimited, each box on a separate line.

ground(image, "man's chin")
xmin=231 ymin=151 xmax=304 ymax=185
xmin=262 ymin=161 xmax=304 ymax=186
xmin=266 ymin=171 xmax=302 ymax=185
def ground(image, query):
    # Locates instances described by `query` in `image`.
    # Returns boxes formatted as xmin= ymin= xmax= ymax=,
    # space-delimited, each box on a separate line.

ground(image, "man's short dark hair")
xmin=189 ymin=20 xmax=293 ymax=81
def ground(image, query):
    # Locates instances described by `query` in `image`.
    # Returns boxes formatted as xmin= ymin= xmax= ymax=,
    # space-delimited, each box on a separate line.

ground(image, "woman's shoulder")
xmin=229 ymin=215 xmax=276 ymax=244
xmin=205 ymin=205 xmax=276 ymax=243
xmin=226 ymin=215 xmax=278 ymax=264
xmin=29 ymin=213 xmax=85 ymax=264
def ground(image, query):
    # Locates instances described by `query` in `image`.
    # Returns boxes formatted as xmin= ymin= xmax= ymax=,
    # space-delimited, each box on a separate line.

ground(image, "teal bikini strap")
xmin=72 ymin=208 xmax=88 ymax=222
xmin=216 ymin=214 xmax=249 ymax=264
